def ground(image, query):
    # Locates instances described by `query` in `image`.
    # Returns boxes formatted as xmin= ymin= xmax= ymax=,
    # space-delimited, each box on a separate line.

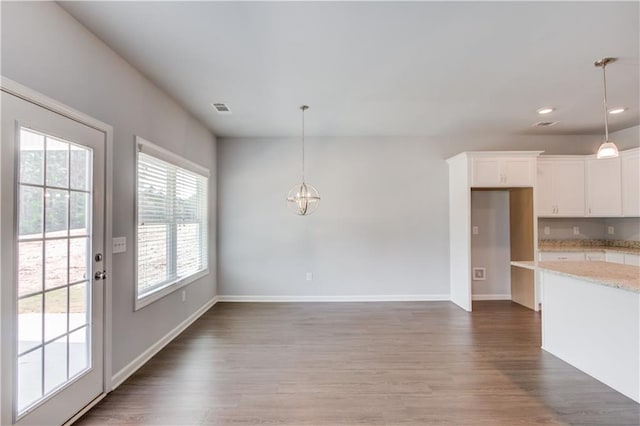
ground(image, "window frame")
xmin=134 ymin=136 xmax=209 ymax=310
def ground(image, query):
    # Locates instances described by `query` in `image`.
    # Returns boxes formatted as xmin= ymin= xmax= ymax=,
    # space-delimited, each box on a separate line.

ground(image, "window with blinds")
xmin=135 ymin=137 xmax=209 ymax=308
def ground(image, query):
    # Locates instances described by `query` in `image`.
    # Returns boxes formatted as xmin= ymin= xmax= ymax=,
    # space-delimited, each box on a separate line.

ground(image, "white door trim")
xmin=0 ymin=76 xmax=114 ymax=399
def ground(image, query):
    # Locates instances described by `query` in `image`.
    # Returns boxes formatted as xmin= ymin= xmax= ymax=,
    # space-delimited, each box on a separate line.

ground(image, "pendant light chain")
xmin=594 ymin=57 xmax=619 ymax=159
xmin=301 ymin=106 xmax=305 ymax=182
xmin=602 ymin=62 xmax=609 ymax=141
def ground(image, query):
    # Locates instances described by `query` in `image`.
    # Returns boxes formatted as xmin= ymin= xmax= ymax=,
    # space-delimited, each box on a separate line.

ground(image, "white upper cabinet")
xmin=621 ymin=148 xmax=640 ymax=217
xmin=537 ymin=149 xmax=637 ymax=218
xmin=502 ymin=158 xmax=536 ymax=186
xmin=470 ymin=154 xmax=538 ymax=187
xmin=472 ymin=158 xmax=502 ymax=187
xmin=586 ymin=157 xmax=622 ymax=217
xmin=536 ymin=161 xmax=554 ymax=216
xmin=536 ymin=158 xmax=585 ymax=217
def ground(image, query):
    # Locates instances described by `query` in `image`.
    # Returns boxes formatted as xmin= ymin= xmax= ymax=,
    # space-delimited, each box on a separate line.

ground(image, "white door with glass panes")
xmin=1 ymin=90 xmax=105 ymax=425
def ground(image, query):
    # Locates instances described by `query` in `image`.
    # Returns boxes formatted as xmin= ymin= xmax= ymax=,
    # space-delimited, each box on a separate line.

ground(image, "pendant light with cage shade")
xmin=594 ymin=57 xmax=619 ymax=159
xmin=287 ymin=105 xmax=320 ymax=215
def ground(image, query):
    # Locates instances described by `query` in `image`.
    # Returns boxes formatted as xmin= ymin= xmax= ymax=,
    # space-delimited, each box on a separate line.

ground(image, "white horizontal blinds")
xmin=137 ymin=141 xmax=208 ymax=298
xmin=175 ymin=168 xmax=208 ymax=278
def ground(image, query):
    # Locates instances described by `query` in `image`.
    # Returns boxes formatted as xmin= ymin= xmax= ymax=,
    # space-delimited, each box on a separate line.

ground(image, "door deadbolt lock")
xmin=95 ymin=253 xmax=103 ymax=262
xmin=94 ymin=271 xmax=107 ymax=280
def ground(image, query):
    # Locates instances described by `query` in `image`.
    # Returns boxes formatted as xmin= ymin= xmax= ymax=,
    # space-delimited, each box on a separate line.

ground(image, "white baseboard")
xmin=217 ymin=294 xmax=450 ymax=302
xmin=472 ymin=294 xmax=512 ymax=301
xmin=110 ymin=296 xmax=218 ymax=390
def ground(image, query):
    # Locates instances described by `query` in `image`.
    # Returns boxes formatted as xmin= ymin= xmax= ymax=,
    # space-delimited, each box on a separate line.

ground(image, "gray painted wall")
xmin=609 ymin=125 xmax=640 ymax=151
xmin=218 ymin=132 xmax=614 ymax=299
xmin=1 ymin=2 xmax=217 ymax=374
xmin=605 ymin=218 xmax=640 ymax=241
xmin=217 ymin=136 xmax=451 ymax=298
xmin=470 ymin=191 xmax=511 ymax=297
xmin=538 ymin=218 xmax=607 ymax=240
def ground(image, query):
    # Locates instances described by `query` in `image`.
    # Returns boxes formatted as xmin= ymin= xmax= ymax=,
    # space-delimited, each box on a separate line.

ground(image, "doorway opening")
xmin=470 ymin=188 xmax=536 ymax=311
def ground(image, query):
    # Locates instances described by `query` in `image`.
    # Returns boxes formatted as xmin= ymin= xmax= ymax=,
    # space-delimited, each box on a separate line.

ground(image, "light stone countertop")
xmin=510 ymin=260 xmax=640 ymax=293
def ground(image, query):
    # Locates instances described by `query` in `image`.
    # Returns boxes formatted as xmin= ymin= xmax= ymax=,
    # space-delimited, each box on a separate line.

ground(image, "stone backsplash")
xmin=539 ymin=239 xmax=640 ymax=250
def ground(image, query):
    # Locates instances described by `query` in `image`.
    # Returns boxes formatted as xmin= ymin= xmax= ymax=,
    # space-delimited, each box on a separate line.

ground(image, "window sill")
xmin=134 ymin=269 xmax=210 ymax=311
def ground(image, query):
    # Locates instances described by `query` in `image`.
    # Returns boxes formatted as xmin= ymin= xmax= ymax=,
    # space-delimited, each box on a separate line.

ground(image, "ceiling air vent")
xmin=212 ymin=103 xmax=231 ymax=114
xmin=533 ymin=121 xmax=558 ymax=127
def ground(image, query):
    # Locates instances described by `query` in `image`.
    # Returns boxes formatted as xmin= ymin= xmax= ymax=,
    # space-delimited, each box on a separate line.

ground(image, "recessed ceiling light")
xmin=536 ymin=107 xmax=555 ymax=115
xmin=533 ymin=121 xmax=558 ymax=127
xmin=608 ymin=107 xmax=627 ymax=114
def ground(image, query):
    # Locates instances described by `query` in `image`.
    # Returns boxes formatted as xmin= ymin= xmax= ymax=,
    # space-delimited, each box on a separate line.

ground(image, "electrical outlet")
xmin=544 ymin=226 xmax=550 ymax=236
xmin=608 ymin=226 xmax=615 ymax=235
xmin=181 ymin=290 xmax=186 ymax=302
xmin=573 ymin=226 xmax=580 ymax=235
xmin=472 ymin=226 xmax=479 ymax=235
xmin=112 ymin=237 xmax=126 ymax=254
xmin=306 ymin=272 xmax=313 ymax=281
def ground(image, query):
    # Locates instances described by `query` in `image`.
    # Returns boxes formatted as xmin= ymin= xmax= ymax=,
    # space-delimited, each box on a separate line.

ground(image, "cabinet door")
xmin=605 ymin=252 xmax=625 ymax=264
xmin=503 ymin=158 xmax=534 ymax=186
xmin=539 ymin=251 xmax=585 ymax=261
xmin=584 ymin=252 xmax=605 ymax=261
xmin=472 ymin=158 xmax=502 ymax=187
xmin=586 ymin=157 xmax=622 ymax=216
xmin=536 ymin=161 xmax=554 ymax=216
xmin=554 ymin=160 xmax=585 ymax=216
xmin=624 ymin=253 xmax=640 ymax=266
xmin=621 ymin=150 xmax=640 ymax=217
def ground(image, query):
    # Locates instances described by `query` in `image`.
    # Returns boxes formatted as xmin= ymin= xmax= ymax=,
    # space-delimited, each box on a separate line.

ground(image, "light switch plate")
xmin=112 ymin=237 xmax=126 ymax=254
xmin=306 ymin=272 xmax=313 ymax=281
xmin=472 ymin=226 xmax=479 ymax=235
xmin=544 ymin=226 xmax=550 ymax=235
xmin=572 ymin=226 xmax=580 ymax=235
xmin=608 ymin=226 xmax=615 ymax=235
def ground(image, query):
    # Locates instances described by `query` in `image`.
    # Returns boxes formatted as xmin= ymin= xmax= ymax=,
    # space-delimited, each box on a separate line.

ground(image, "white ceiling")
xmin=60 ymin=1 xmax=639 ymax=139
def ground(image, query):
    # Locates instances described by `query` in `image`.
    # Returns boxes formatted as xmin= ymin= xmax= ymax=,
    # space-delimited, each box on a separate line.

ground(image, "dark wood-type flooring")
xmin=76 ymin=301 xmax=640 ymax=425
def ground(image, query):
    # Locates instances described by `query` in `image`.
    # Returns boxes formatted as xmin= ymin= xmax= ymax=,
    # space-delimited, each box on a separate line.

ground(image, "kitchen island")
xmin=511 ymin=260 xmax=640 ymax=403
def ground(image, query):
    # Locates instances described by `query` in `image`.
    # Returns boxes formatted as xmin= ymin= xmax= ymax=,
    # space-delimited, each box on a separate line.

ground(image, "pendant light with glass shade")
xmin=287 ymin=105 xmax=320 ymax=215
xmin=594 ymin=57 xmax=619 ymax=159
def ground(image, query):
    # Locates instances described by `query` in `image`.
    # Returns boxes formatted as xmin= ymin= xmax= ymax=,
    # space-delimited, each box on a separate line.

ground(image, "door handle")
xmin=94 ymin=270 xmax=107 ymax=280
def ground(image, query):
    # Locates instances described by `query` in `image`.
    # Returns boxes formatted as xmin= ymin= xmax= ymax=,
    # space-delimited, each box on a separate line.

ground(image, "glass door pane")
xmin=16 ymin=128 xmax=93 ymax=415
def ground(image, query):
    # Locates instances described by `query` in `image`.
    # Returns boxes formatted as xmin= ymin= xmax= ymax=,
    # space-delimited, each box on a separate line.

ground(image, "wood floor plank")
xmin=75 ymin=301 xmax=640 ymax=425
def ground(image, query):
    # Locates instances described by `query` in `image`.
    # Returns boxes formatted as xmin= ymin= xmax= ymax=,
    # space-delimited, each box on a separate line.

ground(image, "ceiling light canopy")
xmin=594 ymin=58 xmax=619 ymax=159
xmin=536 ymin=107 xmax=555 ymax=115
xmin=287 ymin=105 xmax=320 ymax=216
